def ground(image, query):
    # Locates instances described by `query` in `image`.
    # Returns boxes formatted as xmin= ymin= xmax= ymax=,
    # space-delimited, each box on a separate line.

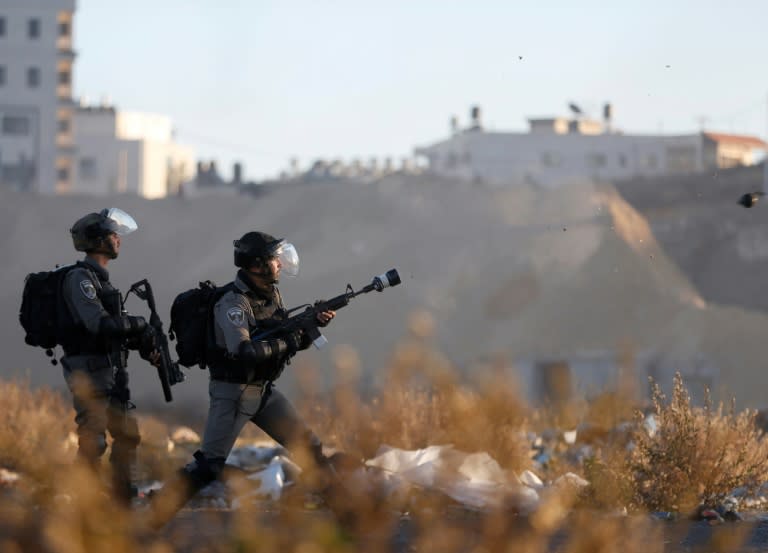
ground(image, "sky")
xmin=74 ymin=1 xmax=768 ymax=181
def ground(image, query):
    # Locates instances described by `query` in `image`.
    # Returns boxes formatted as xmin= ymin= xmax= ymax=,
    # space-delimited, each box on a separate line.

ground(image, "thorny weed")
xmin=628 ymin=372 xmax=768 ymax=513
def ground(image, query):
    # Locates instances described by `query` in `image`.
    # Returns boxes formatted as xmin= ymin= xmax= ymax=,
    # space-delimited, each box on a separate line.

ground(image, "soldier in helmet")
xmin=149 ymin=231 xmax=339 ymax=526
xmin=63 ymin=208 xmax=160 ymax=505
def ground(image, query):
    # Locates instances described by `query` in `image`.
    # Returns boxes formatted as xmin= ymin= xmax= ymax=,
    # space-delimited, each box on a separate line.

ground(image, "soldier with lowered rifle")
xmin=61 ymin=208 xmax=160 ymax=505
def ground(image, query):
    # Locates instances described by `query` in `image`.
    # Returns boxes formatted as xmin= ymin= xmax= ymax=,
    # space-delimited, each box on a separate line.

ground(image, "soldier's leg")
xmin=147 ymin=381 xmax=262 ymax=528
xmin=106 ymin=369 xmax=141 ymax=505
xmin=250 ymin=387 xmax=364 ymax=527
xmin=62 ymin=361 xmax=113 ymax=470
xmin=249 ymin=386 xmax=327 ymax=469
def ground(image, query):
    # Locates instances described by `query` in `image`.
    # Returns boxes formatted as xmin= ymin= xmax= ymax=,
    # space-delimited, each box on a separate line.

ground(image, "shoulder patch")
xmin=226 ymin=307 xmax=245 ymax=326
xmin=79 ymin=279 xmax=97 ymax=300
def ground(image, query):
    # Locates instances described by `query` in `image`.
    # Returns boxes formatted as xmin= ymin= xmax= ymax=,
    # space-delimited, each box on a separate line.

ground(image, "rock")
xmin=170 ymin=426 xmax=201 ymax=445
xmin=0 ymin=468 xmax=20 ymax=486
xmin=553 ymin=472 xmax=589 ymax=490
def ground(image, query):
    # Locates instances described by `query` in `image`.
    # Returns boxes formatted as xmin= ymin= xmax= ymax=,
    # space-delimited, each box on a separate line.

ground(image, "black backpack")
xmin=19 ymin=263 xmax=84 ymax=356
xmin=169 ymin=281 xmax=233 ymax=369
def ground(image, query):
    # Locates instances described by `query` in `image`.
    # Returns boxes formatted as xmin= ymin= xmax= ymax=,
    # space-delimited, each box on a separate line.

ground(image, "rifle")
xmin=252 ymin=269 xmax=402 ymax=348
xmin=127 ymin=279 xmax=186 ymax=402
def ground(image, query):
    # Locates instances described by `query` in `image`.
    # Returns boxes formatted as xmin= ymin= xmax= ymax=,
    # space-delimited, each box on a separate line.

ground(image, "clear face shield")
xmin=275 ymin=242 xmax=299 ymax=277
xmin=100 ymin=208 xmax=138 ymax=236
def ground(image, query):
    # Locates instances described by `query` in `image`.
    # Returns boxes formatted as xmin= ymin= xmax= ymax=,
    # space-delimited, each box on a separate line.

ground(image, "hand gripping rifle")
xmin=127 ymin=279 xmax=186 ymax=402
xmin=252 ymin=269 xmax=402 ymax=348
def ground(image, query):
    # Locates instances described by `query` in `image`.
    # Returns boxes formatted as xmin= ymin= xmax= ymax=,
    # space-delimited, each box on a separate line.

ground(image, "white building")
xmin=415 ymin=108 xmax=767 ymax=187
xmin=0 ymin=0 xmax=77 ymax=194
xmin=72 ymin=104 xmax=195 ymax=198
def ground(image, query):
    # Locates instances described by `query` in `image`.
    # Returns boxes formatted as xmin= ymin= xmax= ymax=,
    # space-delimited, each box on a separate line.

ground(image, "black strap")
xmin=255 ymin=380 xmax=273 ymax=415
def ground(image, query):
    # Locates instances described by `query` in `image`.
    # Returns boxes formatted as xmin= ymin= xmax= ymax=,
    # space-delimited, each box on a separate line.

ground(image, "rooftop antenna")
xmin=469 ymin=105 xmax=482 ymax=131
xmin=603 ymin=102 xmax=613 ymax=134
xmin=568 ymin=102 xmax=583 ymax=118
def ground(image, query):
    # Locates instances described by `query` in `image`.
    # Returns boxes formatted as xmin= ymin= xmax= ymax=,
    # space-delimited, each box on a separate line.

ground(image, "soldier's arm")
xmin=63 ymin=268 xmax=147 ymax=338
xmin=214 ymin=293 xmax=296 ymax=362
xmin=63 ymin=268 xmax=109 ymax=335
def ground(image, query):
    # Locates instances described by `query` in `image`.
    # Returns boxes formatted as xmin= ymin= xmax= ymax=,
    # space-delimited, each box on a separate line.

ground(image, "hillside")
xmin=3 ymin=173 xmax=768 ymax=410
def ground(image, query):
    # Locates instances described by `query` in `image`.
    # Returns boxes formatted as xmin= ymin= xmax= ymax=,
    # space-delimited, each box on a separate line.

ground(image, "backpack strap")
xmin=202 ymin=281 xmax=237 ymax=369
xmin=74 ymin=261 xmax=103 ymax=291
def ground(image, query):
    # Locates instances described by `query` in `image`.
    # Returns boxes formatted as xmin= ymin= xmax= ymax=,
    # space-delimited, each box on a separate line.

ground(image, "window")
xmin=28 ymin=18 xmax=40 ymax=39
xmin=79 ymin=158 xmax=97 ymax=179
xmin=0 ymin=17 xmax=6 ymax=37
xmin=58 ymin=70 xmax=70 ymax=85
xmin=59 ymin=21 xmax=70 ymax=37
xmin=0 ymin=66 xmax=5 ymax=86
xmin=541 ymin=151 xmax=562 ymax=167
xmin=2 ymin=116 xmax=31 ymax=136
xmin=27 ymin=67 xmax=39 ymax=88
xmin=666 ymin=145 xmax=697 ymax=172
xmin=57 ymin=167 xmax=70 ymax=182
xmin=57 ymin=118 xmax=70 ymax=133
xmin=586 ymin=152 xmax=607 ymax=168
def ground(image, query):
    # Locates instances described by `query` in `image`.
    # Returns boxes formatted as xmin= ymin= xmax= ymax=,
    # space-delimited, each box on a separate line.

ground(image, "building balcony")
xmin=57 ymin=47 xmax=77 ymax=60
xmin=56 ymin=143 xmax=77 ymax=154
xmin=57 ymin=35 xmax=73 ymax=51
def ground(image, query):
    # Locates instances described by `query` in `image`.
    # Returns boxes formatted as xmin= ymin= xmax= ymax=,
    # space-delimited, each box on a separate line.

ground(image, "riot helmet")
xmin=234 ymin=231 xmax=299 ymax=277
xmin=70 ymin=208 xmax=137 ymax=256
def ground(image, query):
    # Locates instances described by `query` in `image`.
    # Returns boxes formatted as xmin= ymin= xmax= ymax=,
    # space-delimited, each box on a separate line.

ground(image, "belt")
xmin=62 ymin=351 xmax=127 ymax=372
xmin=211 ymin=372 xmax=266 ymax=387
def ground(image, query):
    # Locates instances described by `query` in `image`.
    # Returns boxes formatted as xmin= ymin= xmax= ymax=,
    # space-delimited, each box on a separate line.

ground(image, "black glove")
xmin=138 ymin=326 xmax=158 ymax=361
xmin=283 ymin=329 xmax=306 ymax=354
xmin=127 ymin=315 xmax=148 ymax=334
xmin=99 ymin=315 xmax=148 ymax=338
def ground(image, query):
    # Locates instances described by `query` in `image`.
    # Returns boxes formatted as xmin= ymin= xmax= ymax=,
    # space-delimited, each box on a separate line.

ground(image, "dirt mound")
xmin=2 ymin=174 xmax=767 ymax=408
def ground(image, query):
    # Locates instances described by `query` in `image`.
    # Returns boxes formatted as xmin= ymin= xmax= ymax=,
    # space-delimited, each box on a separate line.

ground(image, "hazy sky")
xmin=75 ymin=1 xmax=768 ymax=180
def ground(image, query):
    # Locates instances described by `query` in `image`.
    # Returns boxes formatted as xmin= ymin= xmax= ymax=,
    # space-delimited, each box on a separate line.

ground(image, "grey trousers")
xmin=62 ymin=356 xmax=140 ymax=501
xmin=199 ymin=380 xmax=323 ymax=466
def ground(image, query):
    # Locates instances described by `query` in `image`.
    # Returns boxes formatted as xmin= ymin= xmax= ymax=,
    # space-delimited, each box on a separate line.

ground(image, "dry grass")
xmin=1 ymin=330 xmax=766 ymax=551
xmin=628 ymin=372 xmax=768 ymax=513
xmin=0 ymin=379 xmax=73 ymax=481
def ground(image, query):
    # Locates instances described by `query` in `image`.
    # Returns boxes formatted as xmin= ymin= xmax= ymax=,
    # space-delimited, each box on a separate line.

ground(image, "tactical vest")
xmin=63 ymin=266 xmax=124 ymax=357
xmin=207 ymin=285 xmax=290 ymax=383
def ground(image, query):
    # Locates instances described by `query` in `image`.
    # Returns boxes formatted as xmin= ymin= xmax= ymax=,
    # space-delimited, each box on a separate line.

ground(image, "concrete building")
xmin=72 ymin=104 xmax=195 ymax=198
xmin=415 ymin=106 xmax=768 ymax=187
xmin=0 ymin=0 xmax=77 ymax=194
